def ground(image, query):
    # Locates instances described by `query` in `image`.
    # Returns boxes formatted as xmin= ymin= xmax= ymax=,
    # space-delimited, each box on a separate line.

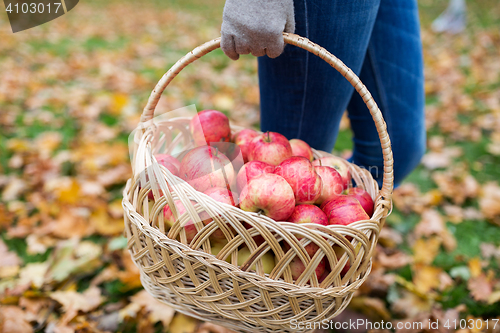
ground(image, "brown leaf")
xmin=479 ymin=182 xmax=500 ymax=225
xmin=0 ymin=239 xmax=21 ymax=268
xmin=1 ymin=177 xmax=26 ymax=202
xmin=391 ymin=289 xmax=433 ymax=319
xmin=378 ymin=227 xmax=403 ymax=248
xmin=377 ymin=250 xmax=412 ymax=270
xmin=0 ymin=306 xmax=32 ymax=333
xmin=415 ymin=209 xmax=445 ymax=238
xmin=433 ymin=166 xmax=479 ymax=205
xmin=421 ymin=147 xmax=462 ymax=170
xmin=127 ymin=291 xmax=175 ymax=327
xmin=480 ymin=243 xmax=500 ymax=260
xmin=468 ymin=274 xmax=493 ymax=302
xmin=50 ymin=286 xmax=105 ymax=322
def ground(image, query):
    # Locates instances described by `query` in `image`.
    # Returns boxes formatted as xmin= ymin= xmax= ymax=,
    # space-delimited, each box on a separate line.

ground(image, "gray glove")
xmin=221 ymin=0 xmax=295 ymax=60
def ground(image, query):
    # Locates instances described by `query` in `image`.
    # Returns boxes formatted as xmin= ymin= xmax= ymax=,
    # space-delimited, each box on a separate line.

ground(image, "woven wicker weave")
xmin=123 ymin=33 xmax=394 ymax=333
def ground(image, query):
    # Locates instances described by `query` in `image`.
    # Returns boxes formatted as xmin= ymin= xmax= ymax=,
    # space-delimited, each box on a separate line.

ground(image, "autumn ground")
xmin=0 ymin=0 xmax=499 ymax=332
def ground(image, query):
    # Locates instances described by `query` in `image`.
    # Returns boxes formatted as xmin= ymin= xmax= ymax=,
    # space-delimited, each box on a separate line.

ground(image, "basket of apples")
xmin=123 ymin=33 xmax=393 ymax=333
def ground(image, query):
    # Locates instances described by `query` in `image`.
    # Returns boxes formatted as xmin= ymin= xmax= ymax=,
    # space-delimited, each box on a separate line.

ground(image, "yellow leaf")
xmin=413 ymin=265 xmax=442 ymax=294
xmin=110 ymin=93 xmax=129 ymax=115
xmin=349 ymin=297 xmax=391 ymax=321
xmin=468 ymin=257 xmax=482 ymax=278
xmin=44 ymin=177 xmax=81 ymax=205
xmin=35 ymin=131 xmax=62 ymax=156
xmin=413 ymin=237 xmax=441 ymax=265
xmin=126 ymin=291 xmax=175 ymax=327
xmin=170 ymin=313 xmax=198 ymax=333
xmin=212 ymin=93 xmax=235 ymax=111
xmin=6 ymin=138 xmax=31 ymax=153
xmin=92 ymin=205 xmax=124 ymax=236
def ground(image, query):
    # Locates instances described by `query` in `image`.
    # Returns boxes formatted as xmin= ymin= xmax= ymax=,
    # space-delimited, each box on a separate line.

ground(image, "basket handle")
xmin=139 ymin=33 xmax=394 ymax=201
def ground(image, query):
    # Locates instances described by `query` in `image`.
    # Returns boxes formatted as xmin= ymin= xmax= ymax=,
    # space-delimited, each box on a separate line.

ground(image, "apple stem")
xmin=257 ymin=210 xmax=263 ymax=216
xmin=319 ymin=159 xmax=322 ymax=167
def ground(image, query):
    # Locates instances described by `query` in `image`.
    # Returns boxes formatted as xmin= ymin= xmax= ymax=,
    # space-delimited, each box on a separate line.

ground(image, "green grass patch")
xmin=1 ymin=233 xmax=52 ymax=264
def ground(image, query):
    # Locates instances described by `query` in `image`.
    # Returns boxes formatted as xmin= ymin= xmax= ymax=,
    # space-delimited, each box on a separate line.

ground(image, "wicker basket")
xmin=123 ymin=33 xmax=394 ymax=333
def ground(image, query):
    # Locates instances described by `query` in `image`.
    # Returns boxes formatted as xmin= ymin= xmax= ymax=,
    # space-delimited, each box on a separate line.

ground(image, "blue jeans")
xmin=258 ymin=0 xmax=426 ymax=188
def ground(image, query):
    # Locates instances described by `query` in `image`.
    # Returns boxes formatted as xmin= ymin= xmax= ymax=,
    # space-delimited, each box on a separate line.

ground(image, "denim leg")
xmin=258 ymin=0 xmax=381 ymax=152
xmin=347 ymin=0 xmax=426 ymax=187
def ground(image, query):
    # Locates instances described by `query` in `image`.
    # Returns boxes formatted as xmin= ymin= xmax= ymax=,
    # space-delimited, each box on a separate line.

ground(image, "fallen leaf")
xmin=413 ymin=265 xmax=442 ymax=294
xmin=480 ymin=243 xmax=500 ymax=260
xmin=18 ymin=262 xmax=50 ymax=289
xmin=0 ymin=239 xmax=21 ymax=269
xmin=348 ymin=296 xmax=391 ymax=321
xmin=128 ymin=291 xmax=175 ymax=327
xmin=413 ymin=237 xmax=442 ymax=265
xmin=421 ymin=147 xmax=462 ymax=170
xmin=1 ymin=178 xmax=26 ymax=201
xmin=377 ymin=250 xmax=412 ymax=269
xmin=26 ymin=234 xmax=57 ymax=254
xmin=479 ymin=182 xmax=500 ymax=225
xmin=91 ymin=205 xmax=124 ymax=236
xmin=415 ymin=209 xmax=445 ymax=238
xmin=467 ymin=274 xmax=493 ymax=302
xmin=468 ymin=257 xmax=483 ymax=278
xmin=47 ymin=240 xmax=102 ymax=282
xmin=0 ymin=306 xmax=32 ymax=333
xmin=50 ymin=286 xmax=105 ymax=322
xmin=169 ymin=313 xmax=199 ymax=333
xmin=391 ymin=289 xmax=434 ymax=318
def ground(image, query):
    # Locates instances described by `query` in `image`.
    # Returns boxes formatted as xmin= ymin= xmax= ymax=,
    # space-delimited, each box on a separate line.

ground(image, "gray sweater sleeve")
xmin=221 ymin=0 xmax=295 ymax=60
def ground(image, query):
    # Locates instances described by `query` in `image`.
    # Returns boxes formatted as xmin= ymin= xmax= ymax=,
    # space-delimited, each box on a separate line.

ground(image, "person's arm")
xmin=220 ymin=0 xmax=295 ymax=60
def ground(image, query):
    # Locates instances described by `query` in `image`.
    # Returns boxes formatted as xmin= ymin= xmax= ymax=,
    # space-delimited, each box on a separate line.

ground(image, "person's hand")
xmin=221 ymin=0 xmax=295 ymax=60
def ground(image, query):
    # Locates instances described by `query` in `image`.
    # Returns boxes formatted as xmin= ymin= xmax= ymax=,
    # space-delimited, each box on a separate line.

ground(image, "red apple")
xmin=274 ymin=156 xmax=322 ymax=204
xmin=312 ymin=156 xmax=351 ymax=190
xmin=286 ymin=204 xmax=328 ymax=256
xmin=163 ymin=199 xmax=208 ymax=243
xmin=239 ymin=173 xmax=295 ymax=221
xmin=247 ymin=132 xmax=292 ymax=166
xmin=322 ymin=195 xmax=370 ymax=226
xmin=155 ymin=154 xmax=179 ymax=176
xmin=289 ymin=139 xmax=313 ymax=161
xmin=203 ymin=187 xmax=237 ymax=240
xmin=236 ymin=161 xmax=275 ymax=192
xmin=204 ymin=186 xmax=237 ymax=206
xmin=289 ymin=257 xmax=326 ymax=282
xmin=189 ymin=110 xmax=231 ymax=146
xmin=147 ymin=155 xmax=180 ymax=199
xmin=314 ymin=166 xmax=344 ymax=205
xmin=209 ymin=142 xmax=245 ymax=176
xmin=233 ymin=128 xmax=259 ymax=163
xmin=155 ymin=154 xmax=181 ymax=172
xmin=179 ymin=146 xmax=235 ymax=193
xmin=346 ymin=187 xmax=374 ymax=217
xmin=287 ymin=204 xmax=328 ymax=226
